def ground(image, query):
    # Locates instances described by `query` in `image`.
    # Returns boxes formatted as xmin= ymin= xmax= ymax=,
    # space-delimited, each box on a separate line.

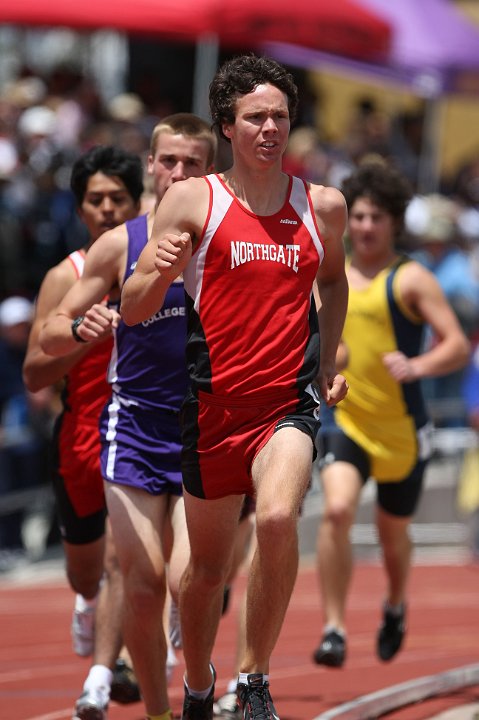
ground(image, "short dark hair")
xmin=70 ymin=145 xmax=144 ymax=206
xmin=209 ymin=54 xmax=298 ymax=141
xmin=341 ymin=159 xmax=413 ymax=225
xmin=150 ymin=113 xmax=217 ymax=168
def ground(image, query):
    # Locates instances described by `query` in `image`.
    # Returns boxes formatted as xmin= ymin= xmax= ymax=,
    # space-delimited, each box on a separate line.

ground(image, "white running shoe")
xmin=213 ymin=691 xmax=241 ymax=719
xmin=73 ymin=686 xmax=109 ymax=720
xmin=166 ymin=644 xmax=179 ymax=684
xmin=168 ymin=598 xmax=182 ymax=649
xmin=71 ymin=600 xmax=95 ymax=657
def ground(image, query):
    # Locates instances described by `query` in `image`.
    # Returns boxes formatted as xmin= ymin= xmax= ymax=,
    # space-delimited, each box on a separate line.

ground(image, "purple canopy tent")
xmin=263 ymin=0 xmax=479 ymax=192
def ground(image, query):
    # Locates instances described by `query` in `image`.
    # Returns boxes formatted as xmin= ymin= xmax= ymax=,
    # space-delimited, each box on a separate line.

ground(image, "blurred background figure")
xmin=282 ymin=125 xmax=331 ymax=183
xmin=282 ymin=124 xmax=353 ymax=190
xmin=342 ymin=97 xmax=393 ymax=171
xmin=312 ymin=159 xmax=470 ymax=671
xmin=450 ymin=150 xmax=479 ymax=210
xmin=0 ymin=137 xmax=27 ymax=299
xmin=0 ymin=295 xmax=55 ymax=571
xmin=406 ymin=193 xmax=479 ymax=426
xmin=457 ymin=343 xmax=479 ymax=559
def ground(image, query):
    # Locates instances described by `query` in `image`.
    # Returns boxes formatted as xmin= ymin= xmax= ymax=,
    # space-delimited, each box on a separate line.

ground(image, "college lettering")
xmin=141 ymin=306 xmax=186 ymax=327
xmin=230 ymin=241 xmax=300 ymax=273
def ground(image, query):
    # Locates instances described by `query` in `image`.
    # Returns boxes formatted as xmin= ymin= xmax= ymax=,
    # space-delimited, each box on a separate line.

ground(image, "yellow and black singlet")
xmin=336 ymin=257 xmax=430 ymax=481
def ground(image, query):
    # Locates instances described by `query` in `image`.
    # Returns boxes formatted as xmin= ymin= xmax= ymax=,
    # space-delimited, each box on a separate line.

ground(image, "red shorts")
xmin=180 ymin=387 xmax=320 ymax=499
xmin=54 ymin=412 xmax=105 ymax=518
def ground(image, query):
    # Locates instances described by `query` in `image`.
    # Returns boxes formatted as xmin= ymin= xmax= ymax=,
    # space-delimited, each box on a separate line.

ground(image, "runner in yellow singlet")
xmin=313 ymin=160 xmax=470 ymax=669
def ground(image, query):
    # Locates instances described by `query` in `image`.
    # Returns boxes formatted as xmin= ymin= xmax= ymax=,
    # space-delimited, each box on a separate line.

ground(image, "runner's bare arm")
xmin=40 ymin=228 xmax=126 ymax=356
xmin=383 ymin=262 xmax=470 ymax=382
xmin=121 ymin=178 xmax=206 ymax=325
xmin=23 ymin=262 xmax=92 ymax=392
xmin=312 ymin=184 xmax=349 ymax=405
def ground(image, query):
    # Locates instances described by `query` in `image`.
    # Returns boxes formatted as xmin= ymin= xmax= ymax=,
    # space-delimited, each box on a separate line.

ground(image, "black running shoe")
xmin=110 ymin=658 xmax=141 ymax=703
xmin=377 ymin=604 xmax=406 ymax=662
xmin=312 ymin=629 xmax=346 ymax=667
xmin=182 ymin=666 xmax=216 ymax=720
xmin=237 ymin=673 xmax=279 ymax=720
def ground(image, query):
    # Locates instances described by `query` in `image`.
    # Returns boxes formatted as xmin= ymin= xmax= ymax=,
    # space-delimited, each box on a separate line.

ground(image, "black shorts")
xmin=50 ymin=426 xmax=106 ymax=545
xmin=319 ymin=427 xmax=426 ymax=518
xmin=49 ymin=412 xmax=107 ymax=545
xmin=52 ymin=466 xmax=106 ymax=544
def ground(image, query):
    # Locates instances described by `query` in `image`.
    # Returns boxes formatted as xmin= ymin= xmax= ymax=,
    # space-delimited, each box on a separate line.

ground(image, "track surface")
xmin=1 ymin=557 xmax=479 ymax=720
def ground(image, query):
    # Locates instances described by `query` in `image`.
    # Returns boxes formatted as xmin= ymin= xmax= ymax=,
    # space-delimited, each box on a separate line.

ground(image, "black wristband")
xmin=71 ymin=315 xmax=87 ymax=343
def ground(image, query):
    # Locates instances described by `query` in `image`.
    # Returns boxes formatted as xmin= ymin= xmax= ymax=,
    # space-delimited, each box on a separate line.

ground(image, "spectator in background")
xmin=0 ymin=137 xmax=27 ymax=297
xmin=282 ymin=125 xmax=354 ymax=192
xmin=342 ymin=97 xmax=392 ymax=169
xmin=463 ymin=344 xmax=479 ymax=432
xmin=459 ymin=344 xmax=479 ymax=558
xmin=406 ymin=193 xmax=479 ymax=425
xmin=14 ymin=104 xmax=87 ymax=289
xmin=0 ymin=67 xmax=108 ymax=301
xmin=406 ymin=194 xmax=479 ymax=333
xmin=458 ymin=206 xmax=479 ymax=310
xmin=282 ymin=126 xmax=331 ymax=184
xmin=450 ymin=150 xmax=479 ymax=209
xmin=45 ymin=62 xmax=102 ymax=153
xmin=1 ymin=99 xmax=89 ymax=297
xmin=389 ymin=110 xmax=424 ymax=190
xmin=0 ymin=296 xmax=53 ymax=571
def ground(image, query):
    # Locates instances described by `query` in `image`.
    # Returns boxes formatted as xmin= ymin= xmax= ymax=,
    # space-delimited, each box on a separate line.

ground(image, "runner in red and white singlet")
xmin=121 ymin=55 xmax=349 ymax=720
xmin=180 ymin=173 xmax=326 ymax=498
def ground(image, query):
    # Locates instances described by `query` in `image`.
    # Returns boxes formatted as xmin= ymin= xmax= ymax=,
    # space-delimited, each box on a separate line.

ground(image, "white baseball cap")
xmin=18 ymin=105 xmax=57 ymax=137
xmin=0 ymin=296 xmax=34 ymax=326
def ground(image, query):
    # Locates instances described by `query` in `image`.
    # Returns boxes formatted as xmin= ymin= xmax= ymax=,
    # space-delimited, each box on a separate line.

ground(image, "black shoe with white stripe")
xmin=312 ymin=629 xmax=346 ymax=667
xmin=182 ymin=666 xmax=216 ymax=720
xmin=237 ymin=674 xmax=279 ymax=720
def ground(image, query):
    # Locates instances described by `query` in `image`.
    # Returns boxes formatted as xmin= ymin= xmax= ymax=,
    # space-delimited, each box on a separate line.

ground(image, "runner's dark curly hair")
xmin=209 ymin=53 xmax=298 ymax=141
xmin=70 ymin=145 xmax=144 ymax=206
xmin=341 ymin=158 xmax=413 ymax=224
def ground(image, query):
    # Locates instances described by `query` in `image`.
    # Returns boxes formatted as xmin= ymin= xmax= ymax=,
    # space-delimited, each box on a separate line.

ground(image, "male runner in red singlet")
xmin=39 ymin=115 xmax=218 ymax=720
xmin=121 ymin=55 xmax=349 ymax=720
xmin=23 ymin=146 xmax=143 ymax=720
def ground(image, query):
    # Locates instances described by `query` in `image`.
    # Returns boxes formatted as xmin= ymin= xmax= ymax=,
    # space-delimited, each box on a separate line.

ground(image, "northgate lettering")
xmin=230 ymin=241 xmax=300 ymax=272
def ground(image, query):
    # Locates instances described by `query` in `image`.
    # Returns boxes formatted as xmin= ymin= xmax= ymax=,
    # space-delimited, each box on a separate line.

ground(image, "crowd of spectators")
xmin=0 ymin=64 xmax=159 ymax=302
xmin=1 ymin=60 xmax=479 ymax=567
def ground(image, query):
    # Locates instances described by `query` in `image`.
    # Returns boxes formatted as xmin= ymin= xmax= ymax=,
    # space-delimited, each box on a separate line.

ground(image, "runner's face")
xmin=222 ymin=83 xmax=290 ymax=166
xmin=78 ymin=172 xmax=139 ymax=241
xmin=148 ymin=133 xmax=212 ymax=202
xmin=348 ymin=196 xmax=396 ymax=260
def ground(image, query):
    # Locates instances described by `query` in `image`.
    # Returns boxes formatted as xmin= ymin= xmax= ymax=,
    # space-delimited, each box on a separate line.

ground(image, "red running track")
xmin=1 ymin=558 xmax=479 ymax=720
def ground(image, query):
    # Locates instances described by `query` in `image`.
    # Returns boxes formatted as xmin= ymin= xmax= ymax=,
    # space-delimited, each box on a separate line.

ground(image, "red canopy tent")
xmin=0 ymin=0 xmax=392 ymax=120
xmin=0 ymin=0 xmax=391 ymax=60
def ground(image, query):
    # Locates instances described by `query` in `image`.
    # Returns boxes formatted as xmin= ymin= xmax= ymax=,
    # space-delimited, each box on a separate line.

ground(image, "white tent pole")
xmin=417 ymin=95 xmax=443 ymax=195
xmin=88 ymin=30 xmax=129 ymax=103
xmin=193 ymin=35 xmax=219 ymax=121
